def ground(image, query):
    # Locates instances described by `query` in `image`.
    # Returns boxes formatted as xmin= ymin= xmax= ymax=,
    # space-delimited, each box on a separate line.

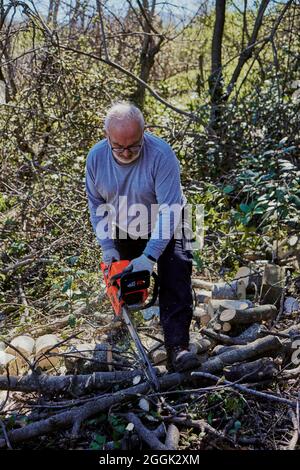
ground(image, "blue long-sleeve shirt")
xmin=85 ymin=131 xmax=186 ymax=261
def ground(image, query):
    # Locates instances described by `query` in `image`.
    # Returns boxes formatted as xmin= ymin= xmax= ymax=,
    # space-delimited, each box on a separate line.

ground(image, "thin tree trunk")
xmin=53 ymin=0 xmax=60 ymax=28
xmin=130 ymin=0 xmax=163 ymax=109
xmin=208 ymin=0 xmax=226 ymax=131
xmin=47 ymin=0 xmax=54 ymax=23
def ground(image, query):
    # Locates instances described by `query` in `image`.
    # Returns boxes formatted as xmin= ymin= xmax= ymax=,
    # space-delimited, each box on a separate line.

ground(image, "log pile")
xmin=0 ymin=263 xmax=299 ymax=451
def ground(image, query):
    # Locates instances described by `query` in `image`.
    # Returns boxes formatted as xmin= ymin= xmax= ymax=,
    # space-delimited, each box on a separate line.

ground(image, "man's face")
xmin=106 ymin=120 xmax=144 ymax=164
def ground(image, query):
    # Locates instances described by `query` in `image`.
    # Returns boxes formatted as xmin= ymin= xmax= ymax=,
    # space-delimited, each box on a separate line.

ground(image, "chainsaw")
xmin=100 ymin=260 xmax=160 ymax=391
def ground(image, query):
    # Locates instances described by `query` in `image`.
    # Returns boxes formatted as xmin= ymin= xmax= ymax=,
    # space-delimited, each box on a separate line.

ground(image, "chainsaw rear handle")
xmin=141 ymin=271 xmax=159 ymax=310
xmin=111 ymin=269 xmax=159 ymax=310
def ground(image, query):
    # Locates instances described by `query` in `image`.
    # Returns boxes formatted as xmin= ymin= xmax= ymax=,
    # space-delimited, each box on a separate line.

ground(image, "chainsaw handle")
xmin=110 ymin=268 xmax=130 ymax=284
xmin=110 ymin=269 xmax=159 ymax=309
xmin=140 ymin=271 xmax=159 ymax=310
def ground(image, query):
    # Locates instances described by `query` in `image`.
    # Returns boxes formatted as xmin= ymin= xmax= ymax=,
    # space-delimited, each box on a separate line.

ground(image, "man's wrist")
xmin=143 ymin=252 xmax=157 ymax=263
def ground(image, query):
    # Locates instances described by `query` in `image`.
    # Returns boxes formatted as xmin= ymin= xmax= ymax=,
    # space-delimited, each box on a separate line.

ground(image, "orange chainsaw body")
xmin=100 ymin=260 xmax=149 ymax=316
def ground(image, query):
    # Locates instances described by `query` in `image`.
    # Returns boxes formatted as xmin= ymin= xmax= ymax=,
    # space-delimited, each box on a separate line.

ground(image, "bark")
xmin=0 ymin=373 xmax=185 ymax=447
xmin=235 ymin=323 xmax=267 ymax=343
xmin=164 ymin=424 xmax=180 ymax=450
xmin=208 ymin=0 xmax=226 ymax=130
xmin=225 ymin=0 xmax=271 ymax=99
xmin=201 ymin=335 xmax=282 ymax=373
xmin=130 ymin=0 xmax=164 ymax=109
xmin=223 ymin=357 xmax=279 ymax=382
xmin=219 ymin=304 xmax=277 ymax=325
xmin=52 ymin=0 xmax=60 ymax=27
xmin=0 ymin=370 xmax=143 ymax=395
xmin=126 ymin=412 xmax=169 ymax=450
xmin=191 ymin=371 xmax=297 ymax=408
xmin=47 ymin=0 xmax=55 ymax=23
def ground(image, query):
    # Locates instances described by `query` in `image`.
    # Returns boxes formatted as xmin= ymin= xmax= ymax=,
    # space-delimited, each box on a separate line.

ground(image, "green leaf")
xmin=62 ymin=276 xmax=73 ymax=293
xmin=223 ymin=185 xmax=234 ymax=194
xmin=90 ymin=434 xmax=106 ymax=450
xmin=67 ymin=256 xmax=79 ymax=266
xmin=68 ymin=314 xmax=76 ymax=328
xmin=234 ymin=420 xmax=242 ymax=431
xmin=239 ymin=203 xmax=251 ymax=213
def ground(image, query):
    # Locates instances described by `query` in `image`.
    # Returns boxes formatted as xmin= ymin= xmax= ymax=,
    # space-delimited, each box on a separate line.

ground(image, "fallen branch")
xmin=161 ymin=415 xmax=234 ymax=444
xmin=164 ymin=423 xmax=180 ymax=450
xmin=201 ymin=335 xmax=282 ymax=373
xmin=125 ymin=412 xmax=169 ymax=450
xmin=0 ymin=372 xmax=186 ymax=447
xmin=191 ymin=371 xmax=298 ymax=408
xmin=0 ymin=370 xmax=144 ymax=395
xmin=223 ymin=357 xmax=279 ymax=382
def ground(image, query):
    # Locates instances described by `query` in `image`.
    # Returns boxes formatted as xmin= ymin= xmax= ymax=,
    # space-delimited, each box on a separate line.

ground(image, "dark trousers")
xmin=114 ymin=230 xmax=194 ymax=349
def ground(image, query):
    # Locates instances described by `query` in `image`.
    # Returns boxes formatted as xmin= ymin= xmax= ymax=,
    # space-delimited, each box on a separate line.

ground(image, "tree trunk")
xmin=130 ymin=0 xmax=163 ymax=109
xmin=208 ymin=0 xmax=226 ymax=131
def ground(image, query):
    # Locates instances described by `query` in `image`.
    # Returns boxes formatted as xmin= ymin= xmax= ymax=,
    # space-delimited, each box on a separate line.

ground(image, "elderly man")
xmin=85 ymin=102 xmax=199 ymax=372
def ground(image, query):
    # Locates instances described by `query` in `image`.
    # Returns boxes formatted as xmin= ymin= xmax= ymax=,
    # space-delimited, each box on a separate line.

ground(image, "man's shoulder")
xmin=88 ymin=138 xmax=108 ymax=155
xmin=86 ymin=139 xmax=108 ymax=167
xmin=144 ymin=132 xmax=174 ymax=156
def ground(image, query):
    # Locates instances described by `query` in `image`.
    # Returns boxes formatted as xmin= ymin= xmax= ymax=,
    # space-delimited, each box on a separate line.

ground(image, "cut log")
xmin=212 ymin=280 xmax=246 ymax=300
xmin=35 ymin=334 xmax=60 ymax=370
xmin=195 ymin=289 xmax=212 ymax=303
xmin=5 ymin=336 xmax=35 ymax=358
xmin=165 ymin=424 xmax=180 ymax=450
xmin=201 ymin=335 xmax=283 ymax=373
xmin=260 ymin=264 xmax=285 ymax=307
xmin=5 ymin=336 xmax=34 ymax=373
xmin=224 ymin=358 xmax=279 ymax=382
xmin=189 ymin=336 xmax=211 ymax=355
xmin=233 ymin=267 xmax=251 ymax=288
xmin=222 ymin=322 xmax=232 ymax=333
xmin=234 ymin=265 xmax=263 ymax=293
xmin=219 ymin=309 xmax=236 ymax=322
xmin=193 ymin=306 xmax=211 ymax=326
xmin=219 ymin=304 xmax=277 ymax=325
xmin=207 ymin=299 xmax=252 ymax=316
xmin=191 ymin=278 xmax=213 ymax=290
xmin=152 ymin=349 xmax=167 ymax=365
xmin=235 ymin=323 xmax=267 ymax=343
xmin=0 ymin=351 xmax=18 ymax=375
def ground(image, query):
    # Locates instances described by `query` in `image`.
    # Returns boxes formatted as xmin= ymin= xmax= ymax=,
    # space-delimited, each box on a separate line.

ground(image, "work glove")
xmin=102 ymin=247 xmax=120 ymax=265
xmin=124 ymin=254 xmax=156 ymax=275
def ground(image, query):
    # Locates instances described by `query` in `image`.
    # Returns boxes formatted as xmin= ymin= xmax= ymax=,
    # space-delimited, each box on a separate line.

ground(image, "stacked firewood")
xmin=0 ymin=262 xmax=299 ymax=450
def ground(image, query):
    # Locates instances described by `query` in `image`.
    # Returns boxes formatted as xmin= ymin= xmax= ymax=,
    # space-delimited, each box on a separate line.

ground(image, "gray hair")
xmin=104 ymin=101 xmax=144 ymax=132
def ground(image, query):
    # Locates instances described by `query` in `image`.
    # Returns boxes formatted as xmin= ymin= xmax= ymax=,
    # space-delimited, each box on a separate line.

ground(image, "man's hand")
xmin=102 ymin=248 xmax=120 ymax=265
xmin=124 ymin=254 xmax=155 ymax=275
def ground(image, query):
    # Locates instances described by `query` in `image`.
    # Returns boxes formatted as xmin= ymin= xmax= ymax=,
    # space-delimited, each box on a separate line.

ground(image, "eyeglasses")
xmin=108 ymin=136 xmax=144 ymax=155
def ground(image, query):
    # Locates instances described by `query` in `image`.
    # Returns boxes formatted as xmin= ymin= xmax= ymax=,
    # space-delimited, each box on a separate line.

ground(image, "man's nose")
xmin=123 ymin=148 xmax=131 ymax=157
